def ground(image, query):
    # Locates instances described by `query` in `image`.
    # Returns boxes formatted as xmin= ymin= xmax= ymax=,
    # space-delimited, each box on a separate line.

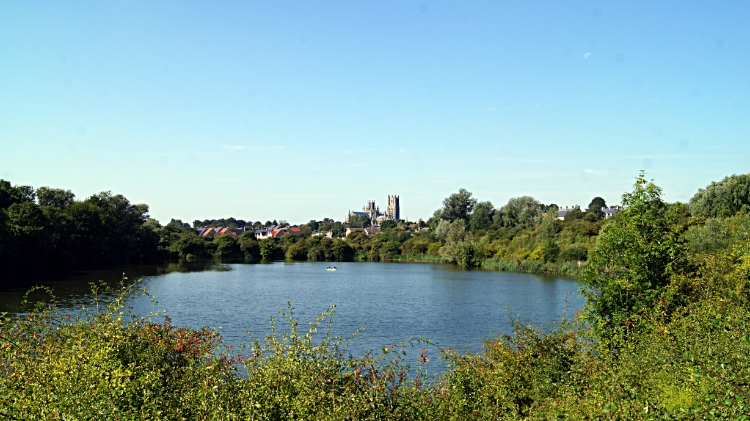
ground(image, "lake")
xmin=1 ymin=261 xmax=584 ymax=373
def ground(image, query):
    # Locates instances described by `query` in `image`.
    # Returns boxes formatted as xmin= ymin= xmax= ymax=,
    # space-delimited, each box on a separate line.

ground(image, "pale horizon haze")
xmin=1 ymin=2 xmax=748 ymax=224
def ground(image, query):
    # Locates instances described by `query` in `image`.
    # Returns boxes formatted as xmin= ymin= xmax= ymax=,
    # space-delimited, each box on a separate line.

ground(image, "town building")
xmin=196 ymin=225 xmax=301 ymax=239
xmin=556 ymin=205 xmax=622 ymax=220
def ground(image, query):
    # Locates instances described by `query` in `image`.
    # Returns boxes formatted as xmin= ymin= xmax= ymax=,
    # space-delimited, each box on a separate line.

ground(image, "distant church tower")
xmin=387 ymin=195 xmax=400 ymax=220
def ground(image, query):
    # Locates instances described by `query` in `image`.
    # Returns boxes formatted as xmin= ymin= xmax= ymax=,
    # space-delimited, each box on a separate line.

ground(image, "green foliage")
xmin=170 ymin=233 xmax=213 ymax=259
xmin=380 ymin=220 xmax=397 ymax=231
xmin=237 ymin=232 xmax=261 ymax=260
xmin=36 ymin=186 xmax=76 ymax=208
xmin=259 ymin=237 xmax=280 ymax=260
xmin=482 ymin=256 xmax=582 ymax=276
xmin=563 ymin=207 xmax=584 ymax=221
xmin=330 ymin=222 xmax=345 ymax=238
xmin=0 ymin=282 xmax=436 ymax=419
xmin=690 ymin=173 xmax=750 ymax=217
xmin=436 ymin=315 xmax=583 ymax=419
xmin=439 ymin=219 xmax=479 ymax=266
xmin=685 ymin=213 xmax=750 ymax=253
xmin=193 ymin=216 xmax=246 ymax=228
xmin=214 ymin=233 xmax=243 ymax=259
xmin=587 ymin=196 xmax=607 ymax=220
xmin=580 ymin=172 xmax=689 ymax=347
xmin=0 ymin=181 xmax=163 ymax=280
xmin=560 ymin=244 xmax=588 ymax=262
xmin=399 ymin=237 xmax=439 ymax=259
xmin=167 ymin=218 xmax=191 ymax=229
xmin=433 ymin=188 xmax=477 ymax=223
xmin=0 ymin=179 xmax=35 ymax=207
xmin=348 ymin=214 xmax=371 ymax=228
xmin=541 ymin=239 xmax=560 ymax=263
xmin=493 ymin=196 xmax=543 ymax=229
xmin=469 ymin=200 xmax=494 ymax=232
xmin=432 ymin=219 xmax=450 ymax=241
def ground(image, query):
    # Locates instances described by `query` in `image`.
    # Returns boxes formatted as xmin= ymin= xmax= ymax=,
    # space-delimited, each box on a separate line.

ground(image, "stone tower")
xmin=387 ymin=195 xmax=400 ymax=220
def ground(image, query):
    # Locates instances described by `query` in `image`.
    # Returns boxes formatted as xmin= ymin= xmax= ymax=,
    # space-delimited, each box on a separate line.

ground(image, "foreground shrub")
xmin=434 ymin=315 xmax=584 ymax=419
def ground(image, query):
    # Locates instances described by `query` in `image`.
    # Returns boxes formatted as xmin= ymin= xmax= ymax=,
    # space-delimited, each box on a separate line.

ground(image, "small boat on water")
xmin=326 ymin=267 xmax=338 ymax=271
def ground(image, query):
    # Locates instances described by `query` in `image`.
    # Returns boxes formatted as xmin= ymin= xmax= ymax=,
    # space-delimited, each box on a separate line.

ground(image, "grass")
xmin=481 ymin=256 xmax=584 ymax=277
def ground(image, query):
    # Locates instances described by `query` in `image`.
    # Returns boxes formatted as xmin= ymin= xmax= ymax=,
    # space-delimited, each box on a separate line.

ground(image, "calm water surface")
xmin=1 ymin=261 xmax=583 ymax=372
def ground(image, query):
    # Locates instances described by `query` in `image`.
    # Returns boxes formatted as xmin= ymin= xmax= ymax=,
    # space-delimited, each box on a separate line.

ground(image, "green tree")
xmin=469 ymin=201 xmax=494 ymax=232
xmin=587 ymin=197 xmax=607 ymax=220
xmin=379 ymin=220 xmax=397 ymax=231
xmin=347 ymin=215 xmax=371 ymax=228
xmin=213 ymin=233 xmax=242 ymax=259
xmin=540 ymin=213 xmax=560 ymax=263
xmin=493 ymin=196 xmax=543 ymax=229
xmin=330 ymin=239 xmax=354 ymax=261
xmin=563 ymin=207 xmax=584 ymax=222
xmin=259 ymin=238 xmax=278 ymax=260
xmin=307 ymin=219 xmax=320 ymax=231
xmin=434 ymin=188 xmax=477 ymax=223
xmin=560 ymin=244 xmax=588 ymax=262
xmin=167 ymin=219 xmax=191 ymax=229
xmin=439 ymin=219 xmax=477 ymax=266
xmin=330 ymin=222 xmax=345 ymax=238
xmin=689 ymin=173 xmax=750 ymax=217
xmin=36 ymin=186 xmax=76 ymax=208
xmin=171 ymin=233 xmax=210 ymax=259
xmin=0 ymin=180 xmax=35 ymax=208
xmin=238 ymin=232 xmax=261 ymax=260
xmin=580 ymin=172 xmax=689 ymax=347
xmin=433 ymin=219 xmax=451 ymax=241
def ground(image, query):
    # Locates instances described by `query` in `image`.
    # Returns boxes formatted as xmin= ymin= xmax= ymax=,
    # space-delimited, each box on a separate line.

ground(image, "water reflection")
xmin=0 ymin=260 xmax=219 ymax=313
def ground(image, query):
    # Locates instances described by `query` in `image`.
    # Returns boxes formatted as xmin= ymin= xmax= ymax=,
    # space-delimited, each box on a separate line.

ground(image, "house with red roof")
xmin=201 ymin=228 xmax=218 ymax=237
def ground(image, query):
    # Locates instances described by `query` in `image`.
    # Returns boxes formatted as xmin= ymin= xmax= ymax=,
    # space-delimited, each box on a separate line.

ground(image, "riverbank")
xmin=481 ymin=256 xmax=583 ymax=277
xmin=391 ymin=254 xmax=583 ymax=277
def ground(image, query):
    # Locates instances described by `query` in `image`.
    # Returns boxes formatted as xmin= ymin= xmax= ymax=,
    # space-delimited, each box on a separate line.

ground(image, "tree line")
xmin=3 ymin=173 xmax=750 ymax=283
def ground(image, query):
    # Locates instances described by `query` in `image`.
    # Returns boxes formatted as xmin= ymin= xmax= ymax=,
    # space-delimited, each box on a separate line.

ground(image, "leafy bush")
xmin=560 ymin=244 xmax=588 ymax=262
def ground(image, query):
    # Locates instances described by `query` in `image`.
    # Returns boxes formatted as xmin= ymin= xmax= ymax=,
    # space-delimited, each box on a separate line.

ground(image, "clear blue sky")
xmin=1 ymin=1 xmax=748 ymax=224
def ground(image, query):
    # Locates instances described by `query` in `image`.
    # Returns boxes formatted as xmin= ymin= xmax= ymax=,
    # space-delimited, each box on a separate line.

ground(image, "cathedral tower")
xmin=387 ymin=195 xmax=400 ymax=220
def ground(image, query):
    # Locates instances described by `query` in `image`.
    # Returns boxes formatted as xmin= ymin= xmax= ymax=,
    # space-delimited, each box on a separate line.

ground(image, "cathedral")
xmin=346 ymin=195 xmax=400 ymax=224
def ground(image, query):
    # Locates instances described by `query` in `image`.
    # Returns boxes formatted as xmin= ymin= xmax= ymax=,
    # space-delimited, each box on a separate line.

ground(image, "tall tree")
xmin=348 ymin=215 xmax=371 ymax=228
xmin=493 ymin=196 xmax=543 ymax=229
xmin=434 ymin=188 xmax=477 ymax=223
xmin=469 ymin=201 xmax=494 ymax=232
xmin=580 ymin=172 xmax=689 ymax=348
xmin=330 ymin=222 xmax=345 ymax=238
xmin=689 ymin=173 xmax=750 ymax=217
xmin=0 ymin=180 xmax=35 ymax=208
xmin=36 ymin=187 xmax=76 ymax=208
xmin=587 ymin=197 xmax=607 ymax=220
